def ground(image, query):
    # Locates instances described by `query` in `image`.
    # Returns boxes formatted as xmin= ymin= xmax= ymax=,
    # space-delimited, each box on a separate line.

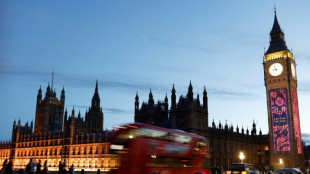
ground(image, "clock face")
xmin=269 ymin=63 xmax=283 ymax=76
xmin=291 ymin=63 xmax=296 ymax=79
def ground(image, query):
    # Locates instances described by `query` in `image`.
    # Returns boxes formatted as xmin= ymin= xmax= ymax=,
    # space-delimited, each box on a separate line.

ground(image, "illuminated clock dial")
xmin=291 ymin=63 xmax=296 ymax=79
xmin=269 ymin=63 xmax=283 ymax=76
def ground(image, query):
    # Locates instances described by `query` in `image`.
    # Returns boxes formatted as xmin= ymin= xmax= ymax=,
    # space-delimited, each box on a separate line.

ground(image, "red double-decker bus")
xmin=109 ymin=123 xmax=210 ymax=174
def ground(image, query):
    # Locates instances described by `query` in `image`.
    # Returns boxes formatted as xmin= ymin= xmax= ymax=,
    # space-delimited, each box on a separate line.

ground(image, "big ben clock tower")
xmin=263 ymin=10 xmax=304 ymax=168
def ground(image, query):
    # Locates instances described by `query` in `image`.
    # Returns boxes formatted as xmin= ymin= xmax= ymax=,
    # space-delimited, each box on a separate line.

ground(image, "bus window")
xmin=146 ymin=156 xmax=192 ymax=168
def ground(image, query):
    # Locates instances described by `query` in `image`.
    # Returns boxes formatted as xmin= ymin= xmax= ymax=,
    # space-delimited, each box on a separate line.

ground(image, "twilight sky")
xmin=1 ymin=1 xmax=310 ymax=145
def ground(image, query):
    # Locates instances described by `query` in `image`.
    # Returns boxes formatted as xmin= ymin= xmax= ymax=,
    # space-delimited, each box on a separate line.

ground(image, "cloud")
xmin=66 ymin=105 xmax=131 ymax=114
xmin=0 ymin=65 xmax=166 ymax=92
xmin=104 ymin=108 xmax=131 ymax=114
xmin=302 ymin=133 xmax=310 ymax=145
xmin=1 ymin=65 xmax=258 ymax=99
xmin=208 ymin=87 xmax=255 ymax=99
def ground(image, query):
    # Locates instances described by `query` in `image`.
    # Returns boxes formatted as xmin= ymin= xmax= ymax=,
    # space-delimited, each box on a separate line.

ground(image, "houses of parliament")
xmin=0 ymin=11 xmax=306 ymax=171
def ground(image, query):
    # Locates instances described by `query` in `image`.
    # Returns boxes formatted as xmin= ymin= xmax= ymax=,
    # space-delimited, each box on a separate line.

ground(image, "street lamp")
xmin=239 ymin=152 xmax=245 ymax=163
xmin=279 ymin=158 xmax=283 ymax=168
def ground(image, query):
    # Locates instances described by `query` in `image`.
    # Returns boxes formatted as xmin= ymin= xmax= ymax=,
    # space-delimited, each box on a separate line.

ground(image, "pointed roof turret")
xmin=225 ymin=122 xmax=228 ymax=130
xmin=148 ymin=89 xmax=154 ymax=107
xmin=264 ymin=9 xmax=294 ymax=61
xmin=188 ymin=81 xmax=193 ymax=91
xmin=61 ymin=86 xmax=65 ymax=95
xmin=38 ymin=85 xmax=42 ymax=94
xmin=72 ymin=107 xmax=75 ymax=116
xmin=91 ymin=80 xmax=100 ymax=108
xmin=172 ymin=84 xmax=176 ymax=93
xmin=135 ymin=92 xmax=139 ymax=102
xmin=37 ymin=85 xmax=42 ymax=100
xmin=203 ymin=86 xmax=207 ymax=96
xmin=171 ymin=84 xmax=176 ymax=110
xmin=149 ymin=89 xmax=153 ymax=99
xmin=135 ymin=92 xmax=139 ymax=111
xmin=212 ymin=119 xmax=216 ymax=128
xmin=95 ymin=79 xmax=99 ymax=94
xmin=270 ymin=10 xmax=283 ymax=35
xmin=47 ymin=83 xmax=50 ymax=91
xmin=252 ymin=120 xmax=256 ymax=129
xmin=53 ymin=90 xmax=56 ymax=97
xmin=196 ymin=93 xmax=200 ymax=105
xmin=187 ymin=81 xmax=193 ymax=101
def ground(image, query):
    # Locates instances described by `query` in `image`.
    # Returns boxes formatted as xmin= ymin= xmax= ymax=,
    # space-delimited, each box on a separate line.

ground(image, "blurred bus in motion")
xmin=109 ymin=123 xmax=210 ymax=174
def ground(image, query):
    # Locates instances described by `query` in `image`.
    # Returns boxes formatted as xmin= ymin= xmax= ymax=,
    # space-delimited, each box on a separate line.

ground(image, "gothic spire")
xmin=265 ymin=9 xmax=290 ymax=55
xmin=72 ymin=107 xmax=75 ymax=116
xmin=270 ymin=9 xmax=282 ymax=35
xmin=51 ymin=69 xmax=54 ymax=90
xmin=187 ymin=81 xmax=193 ymax=101
xmin=149 ymin=89 xmax=153 ymax=99
xmin=95 ymin=79 xmax=99 ymax=94
xmin=148 ymin=89 xmax=154 ymax=107
xmin=135 ymin=92 xmax=139 ymax=102
xmin=188 ymin=81 xmax=193 ymax=92
xmin=37 ymin=85 xmax=42 ymax=100
xmin=38 ymin=85 xmax=42 ymax=94
xmin=92 ymin=80 xmax=100 ymax=108
xmin=165 ymin=93 xmax=168 ymax=104
xmin=171 ymin=84 xmax=176 ymax=110
xmin=172 ymin=84 xmax=176 ymax=93
xmin=203 ymin=86 xmax=208 ymax=112
xmin=61 ymin=86 xmax=65 ymax=95
xmin=135 ymin=92 xmax=139 ymax=111
xmin=203 ymin=86 xmax=207 ymax=96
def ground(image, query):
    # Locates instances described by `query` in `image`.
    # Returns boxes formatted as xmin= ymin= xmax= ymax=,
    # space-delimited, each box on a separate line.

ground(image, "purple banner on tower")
xmin=269 ymin=88 xmax=291 ymax=152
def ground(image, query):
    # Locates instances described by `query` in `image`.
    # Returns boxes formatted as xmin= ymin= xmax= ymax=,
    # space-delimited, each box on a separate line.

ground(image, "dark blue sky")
xmin=1 ymin=1 xmax=310 ymax=144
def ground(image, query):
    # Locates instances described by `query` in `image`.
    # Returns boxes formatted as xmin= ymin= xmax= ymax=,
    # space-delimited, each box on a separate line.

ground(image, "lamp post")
xmin=239 ymin=152 xmax=245 ymax=163
xmin=279 ymin=158 xmax=283 ymax=168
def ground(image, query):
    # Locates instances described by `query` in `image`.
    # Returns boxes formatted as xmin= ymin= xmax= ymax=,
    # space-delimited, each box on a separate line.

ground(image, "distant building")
xmin=135 ymin=82 xmax=270 ymax=170
xmin=0 ymin=9 xmax=306 ymax=172
xmin=263 ymin=11 xmax=304 ymax=168
xmin=134 ymin=11 xmax=305 ymax=170
xmin=0 ymin=81 xmax=118 ymax=172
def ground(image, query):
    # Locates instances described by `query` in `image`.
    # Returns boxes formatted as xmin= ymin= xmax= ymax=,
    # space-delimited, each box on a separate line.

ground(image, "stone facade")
xmin=134 ymin=82 xmax=270 ymax=170
xmin=0 ymin=81 xmax=118 ymax=172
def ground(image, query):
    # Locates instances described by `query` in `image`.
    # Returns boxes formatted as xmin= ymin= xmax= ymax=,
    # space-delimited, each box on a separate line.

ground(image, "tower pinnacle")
xmin=264 ymin=10 xmax=294 ymax=61
xmin=51 ymin=69 xmax=54 ymax=90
